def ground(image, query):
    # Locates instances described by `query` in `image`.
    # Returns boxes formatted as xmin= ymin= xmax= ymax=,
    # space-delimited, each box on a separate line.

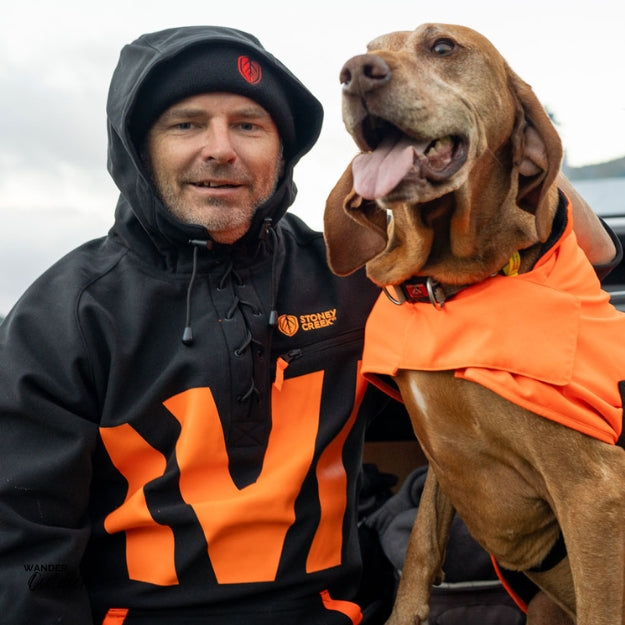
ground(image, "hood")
xmin=106 ymin=25 xmax=324 ymax=255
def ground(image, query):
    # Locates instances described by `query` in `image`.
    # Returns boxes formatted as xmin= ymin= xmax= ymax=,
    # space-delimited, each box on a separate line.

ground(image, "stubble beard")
xmin=155 ymin=165 xmax=281 ymax=241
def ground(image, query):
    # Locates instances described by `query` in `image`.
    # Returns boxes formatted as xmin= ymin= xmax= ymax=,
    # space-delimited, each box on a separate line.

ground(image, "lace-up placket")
xmin=215 ymin=258 xmax=266 ymax=404
xmin=215 ymin=253 xmax=276 ymax=487
xmin=179 ymin=223 xmax=284 ymax=487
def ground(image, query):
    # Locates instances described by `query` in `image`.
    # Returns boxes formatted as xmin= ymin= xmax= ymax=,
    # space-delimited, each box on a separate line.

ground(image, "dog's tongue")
xmin=352 ymin=135 xmax=424 ymax=200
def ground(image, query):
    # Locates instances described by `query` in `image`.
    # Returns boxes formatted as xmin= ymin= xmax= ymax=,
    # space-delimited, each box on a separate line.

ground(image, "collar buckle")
xmin=383 ymin=276 xmax=446 ymax=309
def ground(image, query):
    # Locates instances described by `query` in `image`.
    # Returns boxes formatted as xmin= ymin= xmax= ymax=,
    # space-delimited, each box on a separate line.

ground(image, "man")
xmin=0 ymin=25 xmax=397 ymax=625
xmin=0 ymin=25 xmax=617 ymax=625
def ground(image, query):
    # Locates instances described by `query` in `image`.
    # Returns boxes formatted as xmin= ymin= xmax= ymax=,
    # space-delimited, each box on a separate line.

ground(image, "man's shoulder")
xmin=12 ymin=235 xmax=125 ymax=314
xmin=279 ymin=212 xmax=324 ymax=245
xmin=45 ymin=236 xmax=125 ymax=286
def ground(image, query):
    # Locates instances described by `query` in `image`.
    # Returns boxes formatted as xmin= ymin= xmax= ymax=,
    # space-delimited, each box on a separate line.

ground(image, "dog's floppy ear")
xmin=324 ymin=161 xmax=388 ymax=275
xmin=509 ymin=68 xmax=563 ymax=241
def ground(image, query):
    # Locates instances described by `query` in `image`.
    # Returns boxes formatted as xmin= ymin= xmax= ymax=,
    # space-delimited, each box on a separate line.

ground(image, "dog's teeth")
xmin=426 ymin=140 xmax=439 ymax=153
xmin=423 ymin=136 xmax=456 ymax=172
xmin=426 ymin=136 xmax=453 ymax=154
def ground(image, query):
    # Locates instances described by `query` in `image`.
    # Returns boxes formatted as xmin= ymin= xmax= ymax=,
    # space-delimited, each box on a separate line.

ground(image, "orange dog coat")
xmin=362 ymin=202 xmax=625 ymax=443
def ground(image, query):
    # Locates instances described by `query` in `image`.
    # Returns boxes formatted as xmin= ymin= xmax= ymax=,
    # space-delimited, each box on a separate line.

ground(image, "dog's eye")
xmin=431 ymin=38 xmax=455 ymax=56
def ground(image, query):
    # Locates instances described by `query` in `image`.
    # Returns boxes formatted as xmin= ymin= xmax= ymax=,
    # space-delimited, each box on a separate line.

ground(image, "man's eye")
xmin=175 ymin=122 xmax=193 ymax=130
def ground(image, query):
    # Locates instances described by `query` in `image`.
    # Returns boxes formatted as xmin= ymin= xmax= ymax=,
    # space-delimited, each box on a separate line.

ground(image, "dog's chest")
xmin=394 ymin=370 xmax=489 ymax=460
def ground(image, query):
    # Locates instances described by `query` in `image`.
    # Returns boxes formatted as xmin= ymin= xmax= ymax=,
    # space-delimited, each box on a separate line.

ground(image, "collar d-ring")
xmin=383 ymin=276 xmax=446 ymax=309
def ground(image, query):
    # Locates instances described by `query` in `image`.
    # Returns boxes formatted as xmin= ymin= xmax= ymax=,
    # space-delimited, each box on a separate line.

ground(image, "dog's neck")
xmin=381 ymin=185 xmax=567 ymax=309
xmin=383 ymin=246 xmax=544 ymax=308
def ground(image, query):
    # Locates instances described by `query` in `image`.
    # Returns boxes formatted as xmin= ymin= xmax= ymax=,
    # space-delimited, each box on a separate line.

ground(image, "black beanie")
xmin=131 ymin=43 xmax=297 ymax=155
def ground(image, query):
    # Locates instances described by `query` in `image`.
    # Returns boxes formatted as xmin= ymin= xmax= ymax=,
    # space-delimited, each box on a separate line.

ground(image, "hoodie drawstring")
xmin=182 ymin=223 xmax=280 ymax=346
xmin=182 ymin=239 xmax=210 ymax=345
xmin=182 ymin=244 xmax=199 ymax=345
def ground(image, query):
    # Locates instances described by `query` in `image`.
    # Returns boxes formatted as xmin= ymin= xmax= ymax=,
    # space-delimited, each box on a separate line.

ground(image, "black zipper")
xmin=276 ymin=328 xmax=364 ymax=363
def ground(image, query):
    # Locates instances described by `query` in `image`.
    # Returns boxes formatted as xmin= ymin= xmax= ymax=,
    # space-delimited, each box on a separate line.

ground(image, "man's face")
xmin=146 ymin=92 xmax=284 ymax=244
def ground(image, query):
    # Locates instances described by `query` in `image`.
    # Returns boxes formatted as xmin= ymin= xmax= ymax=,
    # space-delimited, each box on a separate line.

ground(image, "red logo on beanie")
xmin=237 ymin=56 xmax=262 ymax=85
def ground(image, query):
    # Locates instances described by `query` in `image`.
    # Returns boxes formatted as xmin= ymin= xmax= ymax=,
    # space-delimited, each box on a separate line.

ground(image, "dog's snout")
xmin=340 ymin=54 xmax=391 ymax=95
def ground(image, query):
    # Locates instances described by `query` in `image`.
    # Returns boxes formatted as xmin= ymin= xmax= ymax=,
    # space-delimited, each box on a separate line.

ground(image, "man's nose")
xmin=199 ymin=122 xmax=236 ymax=163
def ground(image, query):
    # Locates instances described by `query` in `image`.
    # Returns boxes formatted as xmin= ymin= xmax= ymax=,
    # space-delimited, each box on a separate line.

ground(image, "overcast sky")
xmin=1 ymin=0 xmax=624 ymax=313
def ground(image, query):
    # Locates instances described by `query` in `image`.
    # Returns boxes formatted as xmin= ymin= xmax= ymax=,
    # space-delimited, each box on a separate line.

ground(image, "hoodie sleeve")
xmin=0 ymin=285 xmax=99 ymax=624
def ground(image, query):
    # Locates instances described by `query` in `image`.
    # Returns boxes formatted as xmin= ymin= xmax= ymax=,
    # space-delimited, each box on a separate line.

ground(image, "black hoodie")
xmin=0 ymin=26 xmax=386 ymax=625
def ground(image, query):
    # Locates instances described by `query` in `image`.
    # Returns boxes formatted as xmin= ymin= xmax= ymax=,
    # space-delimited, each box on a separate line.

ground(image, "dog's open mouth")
xmin=351 ymin=118 xmax=467 ymax=200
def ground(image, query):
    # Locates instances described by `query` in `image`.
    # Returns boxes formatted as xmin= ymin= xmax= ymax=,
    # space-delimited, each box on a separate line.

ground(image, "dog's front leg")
xmin=386 ymin=468 xmax=455 ymax=625
xmin=544 ymin=444 xmax=625 ymax=625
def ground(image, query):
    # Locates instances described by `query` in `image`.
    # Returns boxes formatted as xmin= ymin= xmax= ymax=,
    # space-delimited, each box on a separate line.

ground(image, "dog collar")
xmin=384 ymin=252 xmax=523 ymax=309
xmin=383 ymin=277 xmax=448 ymax=308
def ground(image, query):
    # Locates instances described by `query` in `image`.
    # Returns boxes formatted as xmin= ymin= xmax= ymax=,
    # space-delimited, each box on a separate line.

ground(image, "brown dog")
xmin=324 ymin=23 xmax=625 ymax=624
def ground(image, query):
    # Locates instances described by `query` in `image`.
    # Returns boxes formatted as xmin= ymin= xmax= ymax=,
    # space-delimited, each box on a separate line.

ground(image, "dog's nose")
xmin=340 ymin=54 xmax=391 ymax=95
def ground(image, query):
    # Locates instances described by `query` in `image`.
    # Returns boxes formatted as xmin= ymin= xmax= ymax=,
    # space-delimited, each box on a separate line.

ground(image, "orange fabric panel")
xmin=362 ymin=202 xmax=625 ymax=443
xmin=101 ymin=607 xmax=129 ymax=625
xmin=307 ymin=364 xmax=367 ymax=572
xmin=100 ymin=423 xmax=178 ymax=585
xmin=100 ymin=366 xmax=361 ymax=586
xmin=164 ymin=374 xmax=324 ymax=583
